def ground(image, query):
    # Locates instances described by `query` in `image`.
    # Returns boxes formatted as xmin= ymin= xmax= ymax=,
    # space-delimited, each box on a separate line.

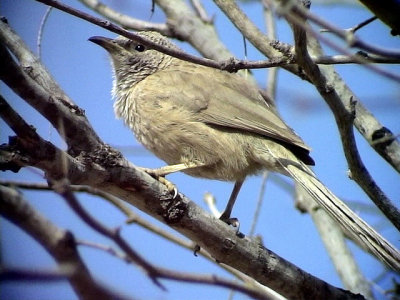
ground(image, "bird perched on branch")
xmin=89 ymin=31 xmax=400 ymax=272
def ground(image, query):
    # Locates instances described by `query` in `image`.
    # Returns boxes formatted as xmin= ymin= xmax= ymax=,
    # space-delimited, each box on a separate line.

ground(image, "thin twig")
xmin=271 ymin=1 xmax=400 ymax=82
xmin=189 ymin=0 xmax=213 ymax=23
xmin=53 ymin=179 xmax=166 ymax=290
xmin=281 ymin=1 xmax=400 ymax=59
xmin=0 ymin=266 xmax=74 ymax=282
xmin=37 ymin=6 xmax=52 ymax=58
xmin=78 ymin=0 xmax=171 ymax=35
xmin=263 ymin=0 xmax=279 ymax=99
xmin=249 ymin=172 xmax=269 ymax=237
xmin=0 ymin=185 xmax=132 ymax=300
xmin=346 ymin=16 xmax=377 ymax=34
xmin=55 ymin=180 xmax=277 ymax=299
xmin=77 ymin=240 xmax=131 ymax=263
xmin=0 ymin=179 xmax=135 ymax=219
xmin=320 ymin=16 xmax=377 ymax=34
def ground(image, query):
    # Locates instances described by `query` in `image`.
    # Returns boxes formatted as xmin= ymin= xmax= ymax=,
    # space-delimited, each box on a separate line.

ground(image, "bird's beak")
xmin=88 ymin=36 xmax=119 ymax=53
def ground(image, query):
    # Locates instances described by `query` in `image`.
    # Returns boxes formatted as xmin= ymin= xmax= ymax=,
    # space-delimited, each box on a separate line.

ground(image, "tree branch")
xmin=0 ymin=26 xmax=102 ymax=155
xmin=284 ymin=0 xmax=400 ymax=232
xmin=0 ymin=185 xmax=132 ymax=300
xmin=0 ymin=17 xmax=72 ymax=105
xmin=285 ymin=0 xmax=400 ymax=58
xmin=212 ymin=0 xmax=304 ymax=78
xmin=78 ymin=0 xmax=172 ymax=35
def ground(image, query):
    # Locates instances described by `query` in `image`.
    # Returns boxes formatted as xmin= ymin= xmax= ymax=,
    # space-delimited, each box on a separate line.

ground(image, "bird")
xmin=89 ymin=31 xmax=400 ymax=272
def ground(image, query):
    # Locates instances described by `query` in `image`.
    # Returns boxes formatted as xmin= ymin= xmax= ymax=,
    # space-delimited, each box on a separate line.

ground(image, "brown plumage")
xmin=89 ymin=32 xmax=400 ymax=272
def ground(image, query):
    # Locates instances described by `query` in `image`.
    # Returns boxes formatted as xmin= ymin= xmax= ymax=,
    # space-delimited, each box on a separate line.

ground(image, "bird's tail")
xmin=283 ymin=161 xmax=400 ymax=272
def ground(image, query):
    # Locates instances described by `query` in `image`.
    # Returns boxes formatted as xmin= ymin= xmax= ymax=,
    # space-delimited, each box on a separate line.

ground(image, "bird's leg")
xmin=219 ymin=179 xmax=244 ymax=236
xmin=141 ymin=162 xmax=201 ymax=177
xmin=139 ymin=162 xmax=204 ymax=196
xmin=194 ymin=179 xmax=245 ymax=256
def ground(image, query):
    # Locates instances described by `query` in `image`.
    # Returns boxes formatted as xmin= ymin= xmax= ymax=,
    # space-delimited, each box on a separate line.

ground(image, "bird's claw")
xmin=156 ymin=176 xmax=178 ymax=198
xmin=193 ymin=244 xmax=201 ymax=256
xmin=141 ymin=168 xmax=178 ymax=198
xmin=219 ymin=216 xmax=244 ymax=237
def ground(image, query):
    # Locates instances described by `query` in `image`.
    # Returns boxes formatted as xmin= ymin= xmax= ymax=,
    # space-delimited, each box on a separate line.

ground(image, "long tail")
xmin=284 ymin=162 xmax=400 ymax=272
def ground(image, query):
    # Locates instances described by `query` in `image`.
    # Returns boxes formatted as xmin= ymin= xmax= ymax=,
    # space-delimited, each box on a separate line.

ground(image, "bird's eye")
xmin=135 ymin=44 xmax=145 ymax=52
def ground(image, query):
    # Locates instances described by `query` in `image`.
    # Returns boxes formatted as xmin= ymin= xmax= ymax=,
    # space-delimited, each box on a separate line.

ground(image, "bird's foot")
xmin=158 ymin=177 xmax=178 ymax=198
xmin=219 ymin=214 xmax=244 ymax=238
xmin=140 ymin=167 xmax=178 ymax=198
xmin=193 ymin=244 xmax=201 ymax=256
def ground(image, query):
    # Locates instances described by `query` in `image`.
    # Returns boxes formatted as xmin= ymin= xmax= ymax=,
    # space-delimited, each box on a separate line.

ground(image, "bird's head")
xmin=89 ymin=31 xmax=177 ymax=92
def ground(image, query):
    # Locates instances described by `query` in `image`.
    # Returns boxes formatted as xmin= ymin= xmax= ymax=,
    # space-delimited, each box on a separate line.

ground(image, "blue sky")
xmin=1 ymin=0 xmax=399 ymax=299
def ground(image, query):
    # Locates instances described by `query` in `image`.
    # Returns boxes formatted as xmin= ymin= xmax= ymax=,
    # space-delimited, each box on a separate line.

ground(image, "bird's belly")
xmin=132 ymin=116 xmax=265 ymax=181
xmin=115 ymin=96 xmax=268 ymax=181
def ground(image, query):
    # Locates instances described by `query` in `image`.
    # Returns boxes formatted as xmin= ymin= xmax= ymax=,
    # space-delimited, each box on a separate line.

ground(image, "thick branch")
xmin=0 ymin=28 xmax=102 ymax=155
xmin=0 ymin=17 xmax=73 ymax=105
xmin=0 ymin=96 xmax=90 ymax=183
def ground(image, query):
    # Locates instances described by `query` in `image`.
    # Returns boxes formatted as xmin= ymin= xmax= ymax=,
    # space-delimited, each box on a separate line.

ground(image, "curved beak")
xmin=88 ymin=36 xmax=119 ymax=53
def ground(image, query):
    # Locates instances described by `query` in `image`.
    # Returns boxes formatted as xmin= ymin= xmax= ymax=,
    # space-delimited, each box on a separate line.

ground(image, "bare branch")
xmin=154 ymin=0 xmax=233 ymax=61
xmin=263 ymin=0 xmax=279 ymax=98
xmin=0 ymin=185 xmax=133 ymax=300
xmin=37 ymin=6 xmax=53 ymax=58
xmin=289 ymin=9 xmax=400 ymax=82
xmin=344 ymin=16 xmax=376 ymax=34
xmin=0 ymin=179 xmax=135 ymax=219
xmin=295 ymin=185 xmax=373 ymax=298
xmin=263 ymin=0 xmax=400 ymax=174
xmin=0 ymin=18 xmax=72 ymax=105
xmin=189 ymin=0 xmax=213 ymax=24
xmin=313 ymin=53 xmax=400 ymax=64
xmin=54 ymin=180 xmax=291 ymax=300
xmin=1 ymin=266 xmax=74 ymax=282
xmin=0 ymin=30 xmax=102 ymax=155
xmin=289 ymin=1 xmax=400 ymax=59
xmin=53 ymin=179 xmax=166 ymax=290
xmin=78 ymin=0 xmax=172 ymax=35
xmin=249 ymin=172 xmax=269 ymax=237
xmin=212 ymin=0 xmax=303 ymax=78
xmin=284 ymin=0 xmax=400 ymax=232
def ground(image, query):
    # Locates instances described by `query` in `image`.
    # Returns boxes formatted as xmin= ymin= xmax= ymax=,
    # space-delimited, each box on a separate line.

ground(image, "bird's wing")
xmin=143 ymin=66 xmax=311 ymax=153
